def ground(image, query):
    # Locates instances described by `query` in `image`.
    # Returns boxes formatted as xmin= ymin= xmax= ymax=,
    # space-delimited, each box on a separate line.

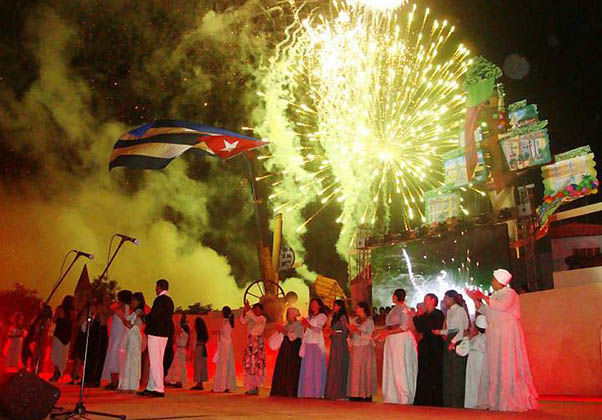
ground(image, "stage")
xmin=7 ymin=382 xmax=600 ymax=420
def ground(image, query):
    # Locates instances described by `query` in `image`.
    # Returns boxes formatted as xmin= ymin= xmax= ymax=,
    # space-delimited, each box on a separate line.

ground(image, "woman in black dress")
xmin=69 ymin=308 xmax=87 ymax=384
xmin=191 ymin=317 xmax=209 ymax=390
xmin=50 ymin=295 xmax=75 ymax=382
xmin=83 ymin=295 xmax=111 ymax=387
xmin=413 ymin=293 xmax=445 ymax=406
xmin=82 ymin=299 xmax=103 ymax=387
xmin=434 ymin=290 xmax=470 ymax=408
xmin=270 ymin=307 xmax=303 ymax=397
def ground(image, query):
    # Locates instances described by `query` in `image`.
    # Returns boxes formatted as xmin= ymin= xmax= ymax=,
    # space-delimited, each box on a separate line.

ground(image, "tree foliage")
xmin=89 ymin=276 xmax=120 ymax=302
xmin=0 ymin=283 xmax=43 ymax=324
xmin=184 ymin=302 xmax=213 ymax=315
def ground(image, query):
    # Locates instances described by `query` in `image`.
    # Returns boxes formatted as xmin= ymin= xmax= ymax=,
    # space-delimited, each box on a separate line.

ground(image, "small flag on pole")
xmin=278 ymin=242 xmax=296 ymax=272
xmin=109 ymin=120 xmax=268 ymax=170
xmin=74 ymin=264 xmax=91 ymax=297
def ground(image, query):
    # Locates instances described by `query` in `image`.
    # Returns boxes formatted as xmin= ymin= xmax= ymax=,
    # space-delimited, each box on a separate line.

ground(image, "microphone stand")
xmin=34 ymin=251 xmax=84 ymax=376
xmin=98 ymin=237 xmax=127 ymax=282
xmin=52 ymin=237 xmax=130 ymax=420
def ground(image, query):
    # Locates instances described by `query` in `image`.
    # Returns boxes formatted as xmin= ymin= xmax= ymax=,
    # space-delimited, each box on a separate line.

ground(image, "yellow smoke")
xmin=0 ymin=1 xmax=309 ymax=308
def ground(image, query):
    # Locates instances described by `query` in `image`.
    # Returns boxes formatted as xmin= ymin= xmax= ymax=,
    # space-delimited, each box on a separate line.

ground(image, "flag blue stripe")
xmin=113 ymin=133 xmax=203 ymax=149
xmin=149 ymin=120 xmax=258 ymax=141
xmin=109 ymin=149 xmax=217 ymax=170
xmin=126 ymin=122 xmax=154 ymax=137
xmin=109 ymin=155 xmax=174 ymax=170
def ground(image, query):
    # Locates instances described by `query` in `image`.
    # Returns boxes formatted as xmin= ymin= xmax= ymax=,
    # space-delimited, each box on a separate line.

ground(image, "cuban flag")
xmin=109 ymin=120 xmax=268 ymax=170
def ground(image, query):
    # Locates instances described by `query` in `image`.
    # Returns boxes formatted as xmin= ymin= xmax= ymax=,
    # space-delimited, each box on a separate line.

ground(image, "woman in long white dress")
xmin=212 ymin=306 xmax=236 ymax=393
xmin=467 ymin=269 xmax=539 ymax=412
xmin=102 ymin=290 xmax=132 ymax=390
xmin=374 ymin=288 xmax=418 ymax=405
xmin=118 ymin=292 xmax=145 ymax=393
xmin=166 ymin=314 xmax=190 ymax=388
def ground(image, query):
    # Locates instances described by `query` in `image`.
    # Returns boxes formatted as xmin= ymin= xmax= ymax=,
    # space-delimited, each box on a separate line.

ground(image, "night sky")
xmin=0 ymin=0 xmax=600 ymax=303
xmin=436 ymin=0 xmax=602 ymax=158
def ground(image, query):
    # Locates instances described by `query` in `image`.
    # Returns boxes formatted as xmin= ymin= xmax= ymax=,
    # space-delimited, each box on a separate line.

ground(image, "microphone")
xmin=73 ymin=250 xmax=94 ymax=260
xmin=115 ymin=234 xmax=140 ymax=245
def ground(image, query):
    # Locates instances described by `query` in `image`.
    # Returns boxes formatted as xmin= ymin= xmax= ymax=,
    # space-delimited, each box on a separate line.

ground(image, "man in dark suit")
xmin=138 ymin=279 xmax=174 ymax=397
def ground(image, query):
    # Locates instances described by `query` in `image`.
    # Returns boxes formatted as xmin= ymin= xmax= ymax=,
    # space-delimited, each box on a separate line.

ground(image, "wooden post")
xmin=244 ymin=154 xmax=267 ymax=286
xmin=270 ymin=214 xmax=283 ymax=293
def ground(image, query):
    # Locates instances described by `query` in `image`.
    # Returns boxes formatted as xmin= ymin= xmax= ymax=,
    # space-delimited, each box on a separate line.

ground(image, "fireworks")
xmin=349 ymin=0 xmax=408 ymax=11
xmin=256 ymin=0 xmax=472 ymax=256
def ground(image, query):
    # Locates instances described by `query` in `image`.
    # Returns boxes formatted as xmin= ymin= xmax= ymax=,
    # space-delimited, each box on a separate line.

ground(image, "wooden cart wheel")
xmin=243 ymin=280 xmax=285 ymax=305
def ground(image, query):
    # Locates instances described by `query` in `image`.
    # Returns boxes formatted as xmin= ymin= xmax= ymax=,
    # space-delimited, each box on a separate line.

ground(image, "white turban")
xmin=475 ymin=315 xmax=488 ymax=329
xmin=493 ymin=268 xmax=513 ymax=286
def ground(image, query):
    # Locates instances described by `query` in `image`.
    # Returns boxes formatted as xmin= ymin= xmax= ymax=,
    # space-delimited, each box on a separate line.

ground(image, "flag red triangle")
xmin=202 ymin=136 xmax=268 ymax=160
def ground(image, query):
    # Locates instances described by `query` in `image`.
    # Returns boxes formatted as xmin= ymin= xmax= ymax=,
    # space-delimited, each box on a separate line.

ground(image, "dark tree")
xmin=0 ymin=283 xmax=42 ymax=324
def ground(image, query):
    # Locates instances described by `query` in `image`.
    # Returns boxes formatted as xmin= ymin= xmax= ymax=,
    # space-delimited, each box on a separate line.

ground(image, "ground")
xmin=17 ymin=385 xmax=601 ymax=420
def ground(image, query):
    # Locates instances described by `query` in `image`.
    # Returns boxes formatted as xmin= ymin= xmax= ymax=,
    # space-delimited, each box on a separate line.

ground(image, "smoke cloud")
xmin=0 ymin=0 xmax=310 ymax=308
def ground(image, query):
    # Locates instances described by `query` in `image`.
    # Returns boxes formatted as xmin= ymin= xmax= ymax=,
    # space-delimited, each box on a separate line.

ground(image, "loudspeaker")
xmin=0 ymin=369 xmax=61 ymax=420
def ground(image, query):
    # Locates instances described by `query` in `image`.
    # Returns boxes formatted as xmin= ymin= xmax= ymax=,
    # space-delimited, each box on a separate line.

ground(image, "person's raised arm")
xmin=466 ymin=289 xmax=486 ymax=312
xmin=245 ymin=310 xmax=265 ymax=325
xmin=488 ymin=288 xmax=517 ymax=312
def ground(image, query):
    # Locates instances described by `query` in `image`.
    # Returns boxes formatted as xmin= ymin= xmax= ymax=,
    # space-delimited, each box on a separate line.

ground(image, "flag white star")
xmin=221 ymin=140 xmax=239 ymax=153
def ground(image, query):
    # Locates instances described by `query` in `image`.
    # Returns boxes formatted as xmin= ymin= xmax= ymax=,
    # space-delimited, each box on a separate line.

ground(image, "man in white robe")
xmin=466 ymin=269 xmax=539 ymax=412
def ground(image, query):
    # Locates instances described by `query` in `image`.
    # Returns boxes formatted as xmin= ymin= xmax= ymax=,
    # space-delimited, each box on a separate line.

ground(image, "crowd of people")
xmin=2 ymin=269 xmax=539 ymax=412
xmin=205 ymin=268 xmax=538 ymax=412
xmin=2 ymin=279 xmax=179 ymax=397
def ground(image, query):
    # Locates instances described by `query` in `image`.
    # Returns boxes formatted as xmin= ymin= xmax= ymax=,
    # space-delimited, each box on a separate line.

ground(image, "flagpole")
xmin=244 ymin=153 xmax=268 ymax=285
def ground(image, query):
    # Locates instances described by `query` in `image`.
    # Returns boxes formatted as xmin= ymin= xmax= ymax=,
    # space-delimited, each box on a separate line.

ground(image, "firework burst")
xmin=255 ymin=0 xmax=472 ymax=256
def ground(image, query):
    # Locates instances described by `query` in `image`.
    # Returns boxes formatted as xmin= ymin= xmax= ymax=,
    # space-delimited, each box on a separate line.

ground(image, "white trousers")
xmin=146 ymin=335 xmax=168 ymax=393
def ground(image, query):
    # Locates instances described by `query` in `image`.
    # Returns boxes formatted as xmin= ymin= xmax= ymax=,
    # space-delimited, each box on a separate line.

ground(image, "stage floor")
xmin=29 ymin=384 xmax=602 ymax=420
